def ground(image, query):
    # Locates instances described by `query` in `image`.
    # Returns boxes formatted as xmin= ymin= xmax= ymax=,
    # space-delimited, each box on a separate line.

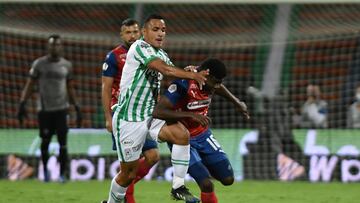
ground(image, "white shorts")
xmin=148 ymin=118 xmax=166 ymax=142
xmin=112 ymin=111 xmax=165 ymax=162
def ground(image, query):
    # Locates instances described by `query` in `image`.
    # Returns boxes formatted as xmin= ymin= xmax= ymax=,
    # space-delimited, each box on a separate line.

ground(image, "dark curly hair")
xmin=198 ymin=58 xmax=227 ymax=80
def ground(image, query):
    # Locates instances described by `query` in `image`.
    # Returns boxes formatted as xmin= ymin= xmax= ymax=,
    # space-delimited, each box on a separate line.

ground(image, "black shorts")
xmin=38 ymin=109 xmax=68 ymax=139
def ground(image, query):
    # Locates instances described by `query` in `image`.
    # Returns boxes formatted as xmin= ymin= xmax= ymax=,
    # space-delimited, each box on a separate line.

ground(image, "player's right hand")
xmin=75 ymin=105 xmax=83 ymax=128
xmin=105 ymin=120 xmax=112 ymax=133
xmin=192 ymin=69 xmax=209 ymax=90
xmin=17 ymin=101 xmax=27 ymax=126
xmin=191 ymin=114 xmax=211 ymax=127
xmin=105 ymin=116 xmax=113 ymax=133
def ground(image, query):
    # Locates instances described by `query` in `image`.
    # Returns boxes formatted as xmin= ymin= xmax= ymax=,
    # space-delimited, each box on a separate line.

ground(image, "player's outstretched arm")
xmin=215 ymin=84 xmax=250 ymax=120
xmin=147 ymin=58 xmax=209 ymax=89
xmin=153 ymin=96 xmax=210 ymax=127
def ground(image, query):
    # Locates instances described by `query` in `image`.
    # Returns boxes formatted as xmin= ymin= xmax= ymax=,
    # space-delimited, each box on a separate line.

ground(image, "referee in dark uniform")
xmin=17 ymin=34 xmax=82 ymax=182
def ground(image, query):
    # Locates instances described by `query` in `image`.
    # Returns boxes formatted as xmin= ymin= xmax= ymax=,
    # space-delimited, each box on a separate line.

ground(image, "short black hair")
xmin=143 ymin=14 xmax=164 ymax=27
xmin=121 ymin=18 xmax=139 ymax=27
xmin=198 ymin=58 xmax=227 ymax=80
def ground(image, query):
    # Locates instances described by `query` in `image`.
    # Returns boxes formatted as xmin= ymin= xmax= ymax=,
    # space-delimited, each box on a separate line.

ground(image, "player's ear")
xmin=141 ymin=27 xmax=146 ymax=36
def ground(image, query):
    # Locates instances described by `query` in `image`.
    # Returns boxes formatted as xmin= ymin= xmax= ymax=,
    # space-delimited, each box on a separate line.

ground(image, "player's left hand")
xmin=184 ymin=65 xmax=198 ymax=72
xmin=75 ymin=105 xmax=82 ymax=128
xmin=192 ymin=69 xmax=209 ymax=90
xmin=17 ymin=101 xmax=27 ymax=126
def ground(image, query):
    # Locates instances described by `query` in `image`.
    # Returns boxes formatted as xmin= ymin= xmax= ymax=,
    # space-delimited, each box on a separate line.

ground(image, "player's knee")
xmin=199 ymin=179 xmax=214 ymax=193
xmin=118 ymin=169 xmax=137 ymax=185
xmin=128 ymin=171 xmax=137 ymax=181
xmin=161 ymin=123 xmax=189 ymax=145
xmin=41 ymin=139 xmax=51 ymax=149
xmin=124 ymin=167 xmax=137 ymax=180
xmin=59 ymin=145 xmax=67 ymax=153
xmin=144 ymin=150 xmax=160 ymax=166
xmin=172 ymin=124 xmax=190 ymax=144
xmin=57 ymin=128 xmax=68 ymax=136
xmin=220 ymin=176 xmax=234 ymax=186
xmin=59 ymin=145 xmax=67 ymax=150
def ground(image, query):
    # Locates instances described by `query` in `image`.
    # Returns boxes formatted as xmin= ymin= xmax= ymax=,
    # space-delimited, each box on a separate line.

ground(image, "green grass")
xmin=0 ymin=180 xmax=359 ymax=203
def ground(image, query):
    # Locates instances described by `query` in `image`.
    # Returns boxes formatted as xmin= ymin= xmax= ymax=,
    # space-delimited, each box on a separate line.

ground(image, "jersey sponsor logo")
xmin=145 ymin=69 xmax=162 ymax=83
xmin=189 ymin=83 xmax=198 ymax=89
xmin=140 ymin=42 xmax=150 ymax=48
xmin=146 ymin=48 xmax=153 ymax=55
xmin=190 ymin=90 xmax=196 ymax=97
xmin=124 ymin=148 xmax=132 ymax=160
xmin=119 ymin=53 xmax=127 ymax=59
xmin=158 ymin=72 xmax=163 ymax=81
xmin=168 ymin=84 xmax=177 ymax=93
xmin=187 ymin=99 xmax=211 ymax=110
xmin=228 ymin=164 xmax=233 ymax=171
xmin=119 ymin=54 xmax=127 ymax=62
xmin=102 ymin=63 xmax=109 ymax=71
xmin=122 ymin=139 xmax=134 ymax=146
xmin=132 ymin=144 xmax=142 ymax=152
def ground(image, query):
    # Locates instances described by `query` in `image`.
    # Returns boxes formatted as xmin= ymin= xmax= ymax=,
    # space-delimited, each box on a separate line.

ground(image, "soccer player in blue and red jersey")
xmin=153 ymin=58 xmax=250 ymax=203
xmin=101 ymin=18 xmax=159 ymax=203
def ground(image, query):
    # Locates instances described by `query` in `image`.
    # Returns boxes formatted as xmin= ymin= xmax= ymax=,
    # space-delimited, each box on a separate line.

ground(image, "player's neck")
xmin=203 ymin=86 xmax=214 ymax=94
xmin=47 ymin=54 xmax=61 ymax=62
xmin=122 ymin=44 xmax=130 ymax=50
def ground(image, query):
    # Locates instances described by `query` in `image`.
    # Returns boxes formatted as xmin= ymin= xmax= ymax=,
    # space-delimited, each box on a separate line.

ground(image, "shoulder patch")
xmin=102 ymin=63 xmax=109 ymax=71
xmin=168 ymin=84 xmax=177 ymax=93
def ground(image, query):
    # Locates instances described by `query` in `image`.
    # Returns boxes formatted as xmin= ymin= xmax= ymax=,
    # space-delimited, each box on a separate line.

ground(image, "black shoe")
xmin=58 ymin=175 xmax=66 ymax=183
xmin=171 ymin=185 xmax=200 ymax=203
xmin=43 ymin=170 xmax=50 ymax=182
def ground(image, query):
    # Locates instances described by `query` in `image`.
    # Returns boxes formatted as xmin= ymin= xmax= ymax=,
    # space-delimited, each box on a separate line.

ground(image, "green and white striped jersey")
xmin=117 ymin=39 xmax=173 ymax=121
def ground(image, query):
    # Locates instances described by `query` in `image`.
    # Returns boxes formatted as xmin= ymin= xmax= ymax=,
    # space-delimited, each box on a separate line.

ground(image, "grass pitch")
xmin=0 ymin=180 xmax=358 ymax=203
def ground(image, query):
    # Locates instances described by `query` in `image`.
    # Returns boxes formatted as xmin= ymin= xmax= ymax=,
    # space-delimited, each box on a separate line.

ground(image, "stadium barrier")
xmin=1 ymin=128 xmax=359 ymax=183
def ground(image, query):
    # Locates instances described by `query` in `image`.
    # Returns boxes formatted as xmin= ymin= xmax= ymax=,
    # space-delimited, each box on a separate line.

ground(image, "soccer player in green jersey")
xmin=104 ymin=14 xmax=208 ymax=203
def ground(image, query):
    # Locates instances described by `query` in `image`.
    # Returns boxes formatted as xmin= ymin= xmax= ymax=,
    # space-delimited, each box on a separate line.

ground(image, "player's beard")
xmin=125 ymin=40 xmax=135 ymax=48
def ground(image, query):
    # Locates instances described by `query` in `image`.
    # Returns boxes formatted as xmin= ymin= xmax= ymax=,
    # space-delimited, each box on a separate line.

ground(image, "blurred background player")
xmin=153 ymin=58 xmax=250 ymax=203
xmin=347 ymin=84 xmax=360 ymax=128
xmin=246 ymin=87 xmax=305 ymax=181
xmin=300 ymin=83 xmax=328 ymax=128
xmin=101 ymin=18 xmax=159 ymax=203
xmin=17 ymin=34 xmax=82 ymax=182
xmin=105 ymin=14 xmax=208 ymax=203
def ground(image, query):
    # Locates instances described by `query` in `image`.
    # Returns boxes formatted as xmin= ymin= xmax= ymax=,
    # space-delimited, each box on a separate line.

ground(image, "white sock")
xmin=171 ymin=144 xmax=190 ymax=189
xmin=107 ymin=177 xmax=127 ymax=203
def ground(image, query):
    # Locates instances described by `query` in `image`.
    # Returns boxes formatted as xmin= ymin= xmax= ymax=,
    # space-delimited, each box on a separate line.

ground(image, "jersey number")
xmin=206 ymin=134 xmax=222 ymax=151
